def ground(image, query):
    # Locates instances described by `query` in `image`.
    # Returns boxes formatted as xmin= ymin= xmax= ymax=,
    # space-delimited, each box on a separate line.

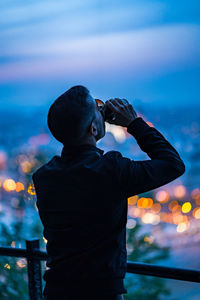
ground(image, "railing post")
xmin=26 ymin=239 xmax=43 ymax=300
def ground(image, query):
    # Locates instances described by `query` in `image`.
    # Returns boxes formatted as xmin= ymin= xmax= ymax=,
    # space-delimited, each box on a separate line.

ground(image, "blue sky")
xmin=0 ymin=0 xmax=200 ymax=109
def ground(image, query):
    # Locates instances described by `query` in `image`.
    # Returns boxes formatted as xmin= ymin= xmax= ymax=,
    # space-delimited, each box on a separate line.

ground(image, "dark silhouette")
xmin=32 ymin=85 xmax=185 ymax=300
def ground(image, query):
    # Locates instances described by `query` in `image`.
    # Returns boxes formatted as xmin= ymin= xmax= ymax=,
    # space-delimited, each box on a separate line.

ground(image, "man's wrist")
xmin=126 ymin=117 xmax=141 ymax=128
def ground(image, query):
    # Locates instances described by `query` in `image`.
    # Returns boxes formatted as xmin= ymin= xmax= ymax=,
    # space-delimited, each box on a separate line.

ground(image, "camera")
xmin=95 ymin=99 xmax=116 ymax=122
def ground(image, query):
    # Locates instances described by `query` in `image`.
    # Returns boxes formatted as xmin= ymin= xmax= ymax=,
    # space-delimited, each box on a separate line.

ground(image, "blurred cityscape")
xmin=0 ymin=103 xmax=200 ymax=299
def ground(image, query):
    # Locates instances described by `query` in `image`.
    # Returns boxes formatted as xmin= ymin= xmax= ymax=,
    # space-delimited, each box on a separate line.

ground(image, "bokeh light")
xmin=28 ymin=184 xmax=36 ymax=195
xmin=3 ymin=178 xmax=16 ymax=192
xmin=182 ymin=202 xmax=192 ymax=213
xmin=174 ymin=185 xmax=186 ymax=198
xmin=126 ymin=218 xmax=137 ymax=229
xmin=192 ymin=207 xmax=200 ymax=219
xmin=137 ymin=197 xmax=153 ymax=208
xmin=15 ymin=182 xmax=25 ymax=192
xmin=155 ymin=190 xmax=169 ymax=203
xmin=128 ymin=195 xmax=138 ymax=206
xmin=176 ymin=222 xmax=188 ymax=233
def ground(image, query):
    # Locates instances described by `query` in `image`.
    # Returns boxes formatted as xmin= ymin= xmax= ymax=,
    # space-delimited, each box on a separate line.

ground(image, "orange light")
xmin=144 ymin=236 xmax=154 ymax=244
xmin=20 ymin=161 xmax=32 ymax=173
xmin=195 ymin=197 xmax=200 ymax=206
xmin=163 ymin=213 xmax=173 ymax=223
xmin=3 ymin=179 xmax=16 ymax=191
xmin=151 ymin=203 xmax=161 ymax=214
xmin=11 ymin=241 xmax=16 ymax=248
xmin=191 ymin=188 xmax=200 ymax=199
xmin=137 ymin=197 xmax=153 ymax=208
xmin=15 ymin=182 xmax=25 ymax=192
xmin=168 ymin=200 xmax=178 ymax=212
xmin=173 ymin=213 xmax=184 ymax=224
xmin=172 ymin=204 xmax=182 ymax=213
xmin=193 ymin=207 xmax=200 ymax=219
xmin=191 ymin=189 xmax=200 ymax=205
xmin=147 ymin=198 xmax=153 ymax=208
xmin=28 ymin=184 xmax=36 ymax=195
xmin=137 ymin=197 xmax=145 ymax=208
xmin=128 ymin=195 xmax=138 ymax=206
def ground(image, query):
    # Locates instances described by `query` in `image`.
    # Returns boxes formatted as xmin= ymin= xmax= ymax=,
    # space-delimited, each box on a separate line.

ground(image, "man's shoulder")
xmin=102 ymin=150 xmax=123 ymax=159
xmin=99 ymin=150 xmax=124 ymax=171
xmin=32 ymin=156 xmax=59 ymax=181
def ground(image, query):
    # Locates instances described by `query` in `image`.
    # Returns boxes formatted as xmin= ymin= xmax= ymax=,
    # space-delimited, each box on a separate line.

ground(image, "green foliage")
xmin=124 ymin=222 xmax=177 ymax=300
xmin=126 ymin=223 xmax=170 ymax=264
xmin=0 ymin=217 xmax=45 ymax=299
xmin=0 ymin=255 xmax=28 ymax=300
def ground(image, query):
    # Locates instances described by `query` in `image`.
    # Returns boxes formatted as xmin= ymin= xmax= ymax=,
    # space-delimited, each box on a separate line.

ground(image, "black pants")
xmin=43 ymin=294 xmax=124 ymax=300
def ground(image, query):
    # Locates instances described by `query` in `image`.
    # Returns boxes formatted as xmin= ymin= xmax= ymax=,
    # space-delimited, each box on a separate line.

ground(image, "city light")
xmin=144 ymin=236 xmax=154 ymax=244
xmin=28 ymin=184 xmax=36 ymax=195
xmin=174 ymin=185 xmax=186 ymax=198
xmin=16 ymin=259 xmax=27 ymax=268
xmin=137 ymin=197 xmax=153 ymax=208
xmin=28 ymin=133 xmax=50 ymax=147
xmin=155 ymin=190 xmax=169 ymax=203
xmin=193 ymin=207 xmax=200 ymax=219
xmin=0 ymin=150 xmax=7 ymax=170
xmin=4 ymin=263 xmax=11 ymax=269
xmin=11 ymin=241 xmax=16 ymax=247
xmin=43 ymin=237 xmax=47 ymax=244
xmin=15 ymin=182 xmax=25 ymax=192
xmin=128 ymin=195 xmax=138 ymax=205
xmin=20 ymin=161 xmax=32 ymax=173
xmin=141 ymin=213 xmax=160 ymax=225
xmin=151 ymin=203 xmax=161 ymax=214
xmin=168 ymin=200 xmax=179 ymax=212
xmin=126 ymin=218 xmax=137 ymax=229
xmin=182 ymin=202 xmax=192 ymax=213
xmin=191 ymin=188 xmax=200 ymax=205
xmin=3 ymin=179 xmax=16 ymax=191
xmin=176 ymin=222 xmax=188 ymax=233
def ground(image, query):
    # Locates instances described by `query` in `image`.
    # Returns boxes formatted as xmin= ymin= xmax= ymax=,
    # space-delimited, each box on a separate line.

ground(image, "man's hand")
xmin=105 ymin=98 xmax=138 ymax=127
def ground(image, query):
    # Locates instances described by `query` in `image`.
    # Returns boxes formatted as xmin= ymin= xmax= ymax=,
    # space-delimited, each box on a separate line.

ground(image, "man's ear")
xmin=89 ymin=120 xmax=98 ymax=136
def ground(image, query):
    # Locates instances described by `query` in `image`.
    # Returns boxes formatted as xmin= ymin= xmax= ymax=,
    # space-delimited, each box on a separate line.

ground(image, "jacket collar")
xmin=61 ymin=143 xmax=104 ymax=158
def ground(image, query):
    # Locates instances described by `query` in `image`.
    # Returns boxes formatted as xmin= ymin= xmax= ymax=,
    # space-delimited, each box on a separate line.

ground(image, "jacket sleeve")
xmin=114 ymin=117 xmax=185 ymax=198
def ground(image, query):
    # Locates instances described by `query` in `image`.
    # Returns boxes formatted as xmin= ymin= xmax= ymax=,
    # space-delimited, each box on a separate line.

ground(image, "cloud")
xmin=0 ymin=24 xmax=199 ymax=82
xmin=0 ymin=0 xmax=92 ymax=26
xmin=0 ymin=1 xmax=164 ymax=41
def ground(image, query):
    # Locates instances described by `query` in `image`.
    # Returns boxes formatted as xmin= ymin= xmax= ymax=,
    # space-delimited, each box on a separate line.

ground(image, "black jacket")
xmin=32 ymin=117 xmax=185 ymax=296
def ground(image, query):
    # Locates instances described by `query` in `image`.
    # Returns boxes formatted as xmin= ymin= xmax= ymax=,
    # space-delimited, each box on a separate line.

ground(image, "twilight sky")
xmin=0 ymin=0 xmax=200 ymax=109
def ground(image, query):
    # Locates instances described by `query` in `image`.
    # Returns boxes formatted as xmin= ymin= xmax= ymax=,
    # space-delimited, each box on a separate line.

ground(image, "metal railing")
xmin=0 ymin=238 xmax=200 ymax=300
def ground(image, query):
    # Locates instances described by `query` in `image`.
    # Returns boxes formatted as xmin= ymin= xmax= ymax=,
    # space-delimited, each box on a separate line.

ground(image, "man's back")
xmin=33 ymin=143 xmax=128 ymax=296
xmin=32 ymin=117 xmax=185 ymax=297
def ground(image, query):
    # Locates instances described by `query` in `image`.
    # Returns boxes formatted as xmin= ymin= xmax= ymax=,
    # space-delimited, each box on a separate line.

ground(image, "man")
xmin=32 ymin=85 xmax=185 ymax=300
